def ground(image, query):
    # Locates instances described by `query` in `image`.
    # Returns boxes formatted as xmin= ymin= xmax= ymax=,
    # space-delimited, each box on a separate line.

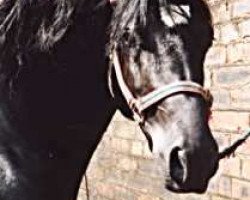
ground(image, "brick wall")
xmin=77 ymin=0 xmax=250 ymax=199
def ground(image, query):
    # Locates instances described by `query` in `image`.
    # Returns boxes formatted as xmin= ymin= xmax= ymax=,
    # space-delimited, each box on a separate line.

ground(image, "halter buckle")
xmin=128 ymin=99 xmax=145 ymax=124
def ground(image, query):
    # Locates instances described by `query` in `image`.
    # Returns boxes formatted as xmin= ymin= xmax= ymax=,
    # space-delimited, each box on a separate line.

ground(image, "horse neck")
xmin=0 ymin=1 xmax=115 ymax=200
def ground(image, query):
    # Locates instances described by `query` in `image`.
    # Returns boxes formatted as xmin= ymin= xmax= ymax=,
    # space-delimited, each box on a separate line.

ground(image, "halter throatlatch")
xmin=110 ymin=49 xmax=213 ymax=122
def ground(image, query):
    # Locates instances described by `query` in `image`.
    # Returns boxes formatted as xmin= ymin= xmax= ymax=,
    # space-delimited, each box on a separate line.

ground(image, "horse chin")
xmin=165 ymin=179 xmax=208 ymax=194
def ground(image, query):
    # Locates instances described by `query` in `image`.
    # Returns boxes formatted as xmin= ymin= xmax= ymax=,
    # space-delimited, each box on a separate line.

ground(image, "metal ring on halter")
xmin=128 ymin=99 xmax=145 ymax=124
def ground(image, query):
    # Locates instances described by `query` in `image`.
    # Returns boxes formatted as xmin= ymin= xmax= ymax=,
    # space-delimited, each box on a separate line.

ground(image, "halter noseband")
xmin=110 ymin=50 xmax=213 ymax=122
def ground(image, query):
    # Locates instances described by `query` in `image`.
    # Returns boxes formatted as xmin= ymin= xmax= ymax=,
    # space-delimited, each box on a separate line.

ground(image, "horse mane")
xmin=108 ymin=0 xmax=212 ymax=53
xmin=0 ymin=0 xmax=76 ymax=52
xmin=0 ymin=0 xmax=109 ymax=91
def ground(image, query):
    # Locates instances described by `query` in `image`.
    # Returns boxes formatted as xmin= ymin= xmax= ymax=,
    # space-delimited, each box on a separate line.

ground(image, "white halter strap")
xmin=111 ymin=50 xmax=213 ymax=121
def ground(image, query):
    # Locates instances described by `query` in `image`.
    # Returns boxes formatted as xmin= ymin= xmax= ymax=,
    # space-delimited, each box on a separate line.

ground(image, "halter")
xmin=110 ymin=49 xmax=213 ymax=123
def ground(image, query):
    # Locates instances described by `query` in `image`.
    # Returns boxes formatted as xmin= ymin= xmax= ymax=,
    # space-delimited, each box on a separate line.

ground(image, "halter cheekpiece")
xmin=110 ymin=49 xmax=213 ymax=123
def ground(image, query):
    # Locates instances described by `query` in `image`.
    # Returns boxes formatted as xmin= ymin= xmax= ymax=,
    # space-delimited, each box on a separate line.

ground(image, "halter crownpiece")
xmin=110 ymin=49 xmax=213 ymax=122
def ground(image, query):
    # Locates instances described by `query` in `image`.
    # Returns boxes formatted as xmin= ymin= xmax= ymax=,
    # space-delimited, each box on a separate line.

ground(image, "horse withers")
xmin=108 ymin=0 xmax=219 ymax=193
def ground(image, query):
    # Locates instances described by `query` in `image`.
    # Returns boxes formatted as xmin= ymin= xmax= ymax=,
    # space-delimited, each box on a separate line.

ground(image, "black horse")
xmin=0 ymin=0 xmax=221 ymax=199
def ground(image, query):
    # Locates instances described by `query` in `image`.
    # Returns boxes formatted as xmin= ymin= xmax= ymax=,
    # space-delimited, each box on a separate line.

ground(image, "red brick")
xmin=205 ymin=45 xmax=227 ymax=66
xmin=227 ymin=43 xmax=250 ymax=64
xmin=231 ymin=0 xmax=250 ymax=19
xmin=211 ymin=3 xmax=231 ymax=24
xmin=111 ymin=121 xmax=136 ymax=139
xmin=213 ymin=67 xmax=250 ymax=88
xmin=242 ymin=159 xmax=250 ymax=180
xmin=117 ymin=155 xmax=138 ymax=171
xmin=95 ymin=182 xmax=115 ymax=199
xmin=220 ymin=157 xmax=241 ymax=177
xmin=110 ymin=138 xmax=131 ymax=153
xmin=85 ymin=166 xmax=105 ymax=180
xmin=211 ymin=89 xmax=231 ymax=109
xmin=220 ymin=23 xmax=240 ymax=44
xmin=210 ymin=111 xmax=250 ymax=132
xmin=218 ymin=176 xmax=232 ymax=197
xmin=238 ymin=18 xmax=250 ymax=38
xmin=131 ymin=141 xmax=144 ymax=156
xmin=207 ymin=174 xmax=220 ymax=193
xmin=231 ymin=88 xmax=250 ymax=110
xmin=113 ymin=185 xmax=137 ymax=200
xmin=232 ymin=178 xmax=250 ymax=199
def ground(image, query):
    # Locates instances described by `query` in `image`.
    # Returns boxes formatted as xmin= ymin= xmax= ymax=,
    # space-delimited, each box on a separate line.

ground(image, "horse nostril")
xmin=169 ymin=147 xmax=187 ymax=184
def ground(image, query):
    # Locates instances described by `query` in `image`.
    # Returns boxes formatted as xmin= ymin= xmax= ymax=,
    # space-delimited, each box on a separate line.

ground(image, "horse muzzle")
xmin=164 ymin=144 xmax=219 ymax=193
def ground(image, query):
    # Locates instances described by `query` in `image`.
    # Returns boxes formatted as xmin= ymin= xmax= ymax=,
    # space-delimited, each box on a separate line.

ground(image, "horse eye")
xmin=144 ymin=105 xmax=158 ymax=119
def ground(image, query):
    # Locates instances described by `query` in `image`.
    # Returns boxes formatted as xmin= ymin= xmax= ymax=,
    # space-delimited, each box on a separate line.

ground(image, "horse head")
xmin=109 ymin=0 xmax=219 ymax=193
